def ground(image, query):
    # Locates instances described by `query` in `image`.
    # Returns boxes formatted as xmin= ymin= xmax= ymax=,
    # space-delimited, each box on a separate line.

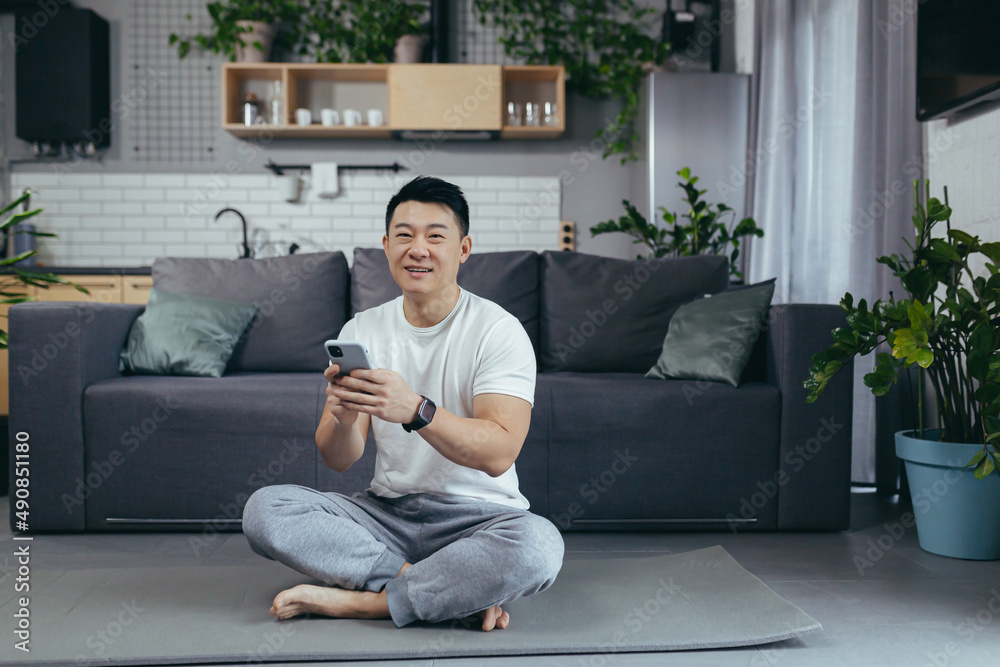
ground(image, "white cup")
xmin=295 ymin=108 xmax=312 ymax=126
xmin=366 ymin=108 xmax=384 ymax=127
xmin=343 ymin=109 xmax=362 ymax=127
xmin=279 ymin=175 xmax=302 ymax=203
xmin=320 ymin=108 xmax=340 ymax=126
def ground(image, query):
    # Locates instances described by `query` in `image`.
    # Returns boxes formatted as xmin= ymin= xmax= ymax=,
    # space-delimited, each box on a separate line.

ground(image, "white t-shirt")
xmin=337 ymin=287 xmax=536 ymax=509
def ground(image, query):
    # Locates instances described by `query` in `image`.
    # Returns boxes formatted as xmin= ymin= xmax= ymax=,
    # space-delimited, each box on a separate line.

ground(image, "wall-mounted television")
xmin=917 ymin=0 xmax=1000 ymax=121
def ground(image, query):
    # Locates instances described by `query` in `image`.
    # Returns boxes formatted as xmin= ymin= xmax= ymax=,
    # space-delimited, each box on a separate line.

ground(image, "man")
xmin=243 ymin=175 xmax=564 ymax=631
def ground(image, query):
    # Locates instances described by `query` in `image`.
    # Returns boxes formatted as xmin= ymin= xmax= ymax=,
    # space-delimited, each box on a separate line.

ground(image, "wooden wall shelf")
xmin=222 ymin=63 xmax=565 ymax=140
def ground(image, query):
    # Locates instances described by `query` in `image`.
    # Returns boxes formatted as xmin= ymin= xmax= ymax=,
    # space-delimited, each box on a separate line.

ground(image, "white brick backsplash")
xmin=104 ymin=204 xmax=141 ymax=218
xmin=82 ymin=188 xmax=124 ymax=201
xmin=34 ymin=188 xmax=81 ymax=201
xmin=102 ymin=174 xmax=145 ymax=187
xmin=476 ymin=177 xmax=519 ymax=190
xmin=143 ymin=175 xmax=187 ymax=187
xmin=101 ymin=230 xmax=146 ymax=243
xmin=474 ymin=204 xmax=519 ymax=218
xmin=10 ymin=172 xmax=560 ymax=264
xmin=352 ymin=204 xmax=386 ymax=217
xmin=59 ymin=202 xmax=103 ymax=215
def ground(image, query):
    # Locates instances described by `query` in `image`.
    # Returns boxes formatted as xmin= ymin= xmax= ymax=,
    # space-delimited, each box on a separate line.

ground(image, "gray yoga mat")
xmin=1 ymin=545 xmax=820 ymax=666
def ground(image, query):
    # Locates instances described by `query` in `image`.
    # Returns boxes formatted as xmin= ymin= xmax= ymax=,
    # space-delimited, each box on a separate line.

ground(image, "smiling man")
xmin=242 ymin=175 xmax=564 ymax=631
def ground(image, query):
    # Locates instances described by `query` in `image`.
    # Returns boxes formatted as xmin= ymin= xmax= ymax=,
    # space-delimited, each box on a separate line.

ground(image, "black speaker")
xmin=15 ymin=6 xmax=111 ymax=147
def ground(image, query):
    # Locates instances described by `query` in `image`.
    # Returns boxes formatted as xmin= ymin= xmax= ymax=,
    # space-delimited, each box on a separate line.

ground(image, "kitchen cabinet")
xmin=1 ymin=273 xmax=152 ymax=415
xmin=222 ymin=63 xmax=564 ymax=138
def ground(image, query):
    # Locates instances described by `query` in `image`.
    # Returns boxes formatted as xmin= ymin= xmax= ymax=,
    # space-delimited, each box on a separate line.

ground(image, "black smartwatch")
xmin=402 ymin=395 xmax=436 ymax=433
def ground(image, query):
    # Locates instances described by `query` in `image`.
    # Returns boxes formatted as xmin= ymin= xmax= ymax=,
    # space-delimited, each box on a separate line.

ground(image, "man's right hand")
xmin=324 ymin=363 xmax=360 ymax=426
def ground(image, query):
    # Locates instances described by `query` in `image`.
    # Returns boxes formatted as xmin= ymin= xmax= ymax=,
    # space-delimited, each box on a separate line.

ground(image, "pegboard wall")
xmin=129 ymin=0 xmax=217 ymax=163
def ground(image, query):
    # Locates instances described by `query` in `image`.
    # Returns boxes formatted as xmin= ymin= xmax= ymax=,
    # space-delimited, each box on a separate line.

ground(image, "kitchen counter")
xmin=1 ymin=266 xmax=152 ymax=275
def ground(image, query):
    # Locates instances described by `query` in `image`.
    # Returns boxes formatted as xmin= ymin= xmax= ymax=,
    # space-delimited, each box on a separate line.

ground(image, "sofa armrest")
xmin=8 ymin=302 xmax=143 ymax=532
xmin=764 ymin=304 xmax=853 ymax=530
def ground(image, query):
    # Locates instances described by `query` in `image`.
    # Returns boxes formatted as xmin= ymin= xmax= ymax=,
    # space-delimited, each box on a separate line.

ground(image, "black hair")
xmin=384 ymin=176 xmax=470 ymax=237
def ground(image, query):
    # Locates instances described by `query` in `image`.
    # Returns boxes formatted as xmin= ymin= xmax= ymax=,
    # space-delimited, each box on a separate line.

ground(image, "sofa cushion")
xmin=539 ymin=252 xmax=730 ymax=373
xmin=351 ymin=248 xmax=540 ymax=353
xmin=543 ymin=372 xmax=781 ymax=530
xmin=152 ymin=252 xmax=349 ymax=372
xmin=118 ymin=288 xmax=258 ymax=378
xmin=646 ymin=279 xmax=776 ymax=387
xmin=82 ymin=373 xmax=325 ymax=528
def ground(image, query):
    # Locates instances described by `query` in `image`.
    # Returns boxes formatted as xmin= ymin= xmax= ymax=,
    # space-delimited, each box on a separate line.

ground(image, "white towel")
xmin=312 ymin=162 xmax=340 ymax=198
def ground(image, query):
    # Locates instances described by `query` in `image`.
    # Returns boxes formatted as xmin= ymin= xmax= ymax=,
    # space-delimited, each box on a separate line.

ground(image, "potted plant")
xmin=805 ymin=181 xmax=1000 ymax=560
xmin=292 ymin=0 xmax=427 ymax=64
xmin=169 ymin=1 xmax=300 ymax=62
xmin=589 ymin=168 xmax=763 ymax=279
xmin=1 ymin=190 xmax=88 ymax=348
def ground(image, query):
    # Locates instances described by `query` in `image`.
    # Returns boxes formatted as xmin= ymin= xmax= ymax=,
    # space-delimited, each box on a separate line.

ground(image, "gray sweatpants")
xmin=242 ymin=484 xmax=565 ymax=627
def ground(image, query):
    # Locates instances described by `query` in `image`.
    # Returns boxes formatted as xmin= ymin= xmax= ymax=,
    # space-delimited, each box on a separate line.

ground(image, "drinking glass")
xmin=543 ymin=101 xmax=558 ymax=126
xmin=507 ymin=101 xmax=523 ymax=126
xmin=525 ymin=102 xmax=540 ymax=127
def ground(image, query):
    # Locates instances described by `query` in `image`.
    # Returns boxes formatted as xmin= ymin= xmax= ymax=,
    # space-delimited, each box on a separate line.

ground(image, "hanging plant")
xmin=474 ymin=0 xmax=671 ymax=164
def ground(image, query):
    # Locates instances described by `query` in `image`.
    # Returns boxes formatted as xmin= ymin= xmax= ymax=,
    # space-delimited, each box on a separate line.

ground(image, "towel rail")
xmin=264 ymin=159 xmax=409 ymax=176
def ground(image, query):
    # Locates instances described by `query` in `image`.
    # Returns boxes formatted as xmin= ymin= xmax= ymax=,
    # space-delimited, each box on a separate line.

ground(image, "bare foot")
xmin=270 ymin=561 xmax=412 ymax=621
xmin=478 ymin=604 xmax=510 ymax=631
xmin=270 ymin=584 xmax=380 ymax=620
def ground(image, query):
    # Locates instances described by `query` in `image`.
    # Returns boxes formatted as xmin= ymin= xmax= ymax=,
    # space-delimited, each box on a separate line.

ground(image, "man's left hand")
xmin=332 ymin=369 xmax=422 ymax=425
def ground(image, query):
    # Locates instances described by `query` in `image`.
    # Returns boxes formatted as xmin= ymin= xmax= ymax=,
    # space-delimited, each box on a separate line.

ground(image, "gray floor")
xmin=3 ymin=489 xmax=1000 ymax=666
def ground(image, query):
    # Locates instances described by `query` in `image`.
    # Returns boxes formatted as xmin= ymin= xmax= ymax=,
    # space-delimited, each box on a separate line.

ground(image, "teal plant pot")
xmin=896 ymin=429 xmax=1000 ymax=560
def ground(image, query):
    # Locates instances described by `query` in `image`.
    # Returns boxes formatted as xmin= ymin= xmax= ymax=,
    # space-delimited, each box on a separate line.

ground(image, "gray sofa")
xmin=7 ymin=249 xmax=853 ymax=533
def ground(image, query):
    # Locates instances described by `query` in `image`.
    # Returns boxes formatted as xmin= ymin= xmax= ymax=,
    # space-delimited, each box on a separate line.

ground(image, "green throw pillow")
xmin=119 ymin=288 xmax=258 ymax=378
xmin=645 ymin=280 xmax=776 ymax=387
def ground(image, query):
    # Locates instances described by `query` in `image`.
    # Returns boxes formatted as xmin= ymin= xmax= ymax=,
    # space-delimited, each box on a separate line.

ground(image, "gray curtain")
xmin=746 ymin=0 xmax=921 ymax=484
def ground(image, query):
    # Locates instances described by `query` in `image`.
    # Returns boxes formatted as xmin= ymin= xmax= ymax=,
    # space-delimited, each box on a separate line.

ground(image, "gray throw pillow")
xmin=646 ymin=279 xmax=776 ymax=387
xmin=119 ymin=288 xmax=258 ymax=378
xmin=152 ymin=252 xmax=349 ymax=372
xmin=539 ymin=252 xmax=731 ymax=373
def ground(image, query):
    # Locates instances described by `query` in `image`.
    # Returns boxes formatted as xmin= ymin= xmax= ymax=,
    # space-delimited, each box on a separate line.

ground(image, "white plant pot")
xmin=235 ymin=20 xmax=275 ymax=63
xmin=394 ymin=34 xmax=426 ymax=64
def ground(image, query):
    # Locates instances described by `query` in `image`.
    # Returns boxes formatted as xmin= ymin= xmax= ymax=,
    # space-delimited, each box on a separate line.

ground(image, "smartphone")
xmin=324 ymin=339 xmax=375 ymax=376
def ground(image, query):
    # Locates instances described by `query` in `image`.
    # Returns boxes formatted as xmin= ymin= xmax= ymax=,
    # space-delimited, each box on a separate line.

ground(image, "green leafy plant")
xmin=590 ymin=168 xmax=763 ymax=277
xmin=169 ymin=0 xmax=301 ymax=61
xmin=292 ymin=0 xmax=428 ymax=63
xmin=805 ymin=181 xmax=1000 ymax=479
xmin=170 ymin=0 xmax=428 ymax=64
xmin=473 ymin=0 xmax=671 ymax=164
xmin=0 ymin=190 xmax=88 ymax=349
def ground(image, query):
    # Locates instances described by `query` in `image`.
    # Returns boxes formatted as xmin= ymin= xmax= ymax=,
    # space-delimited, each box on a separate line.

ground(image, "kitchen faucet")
xmin=214 ymin=208 xmax=251 ymax=259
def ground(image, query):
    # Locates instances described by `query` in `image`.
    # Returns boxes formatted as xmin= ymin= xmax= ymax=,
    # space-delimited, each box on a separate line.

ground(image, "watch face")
xmin=418 ymin=397 xmax=436 ymax=423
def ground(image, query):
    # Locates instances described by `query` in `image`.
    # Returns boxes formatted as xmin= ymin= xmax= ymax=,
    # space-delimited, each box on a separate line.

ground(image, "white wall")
xmin=924 ymin=106 xmax=1000 ymax=275
xmin=11 ymin=172 xmax=560 ymax=267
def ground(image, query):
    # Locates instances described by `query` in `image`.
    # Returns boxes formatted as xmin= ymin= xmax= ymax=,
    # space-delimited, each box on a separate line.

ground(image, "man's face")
xmin=382 ymin=200 xmax=471 ymax=299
